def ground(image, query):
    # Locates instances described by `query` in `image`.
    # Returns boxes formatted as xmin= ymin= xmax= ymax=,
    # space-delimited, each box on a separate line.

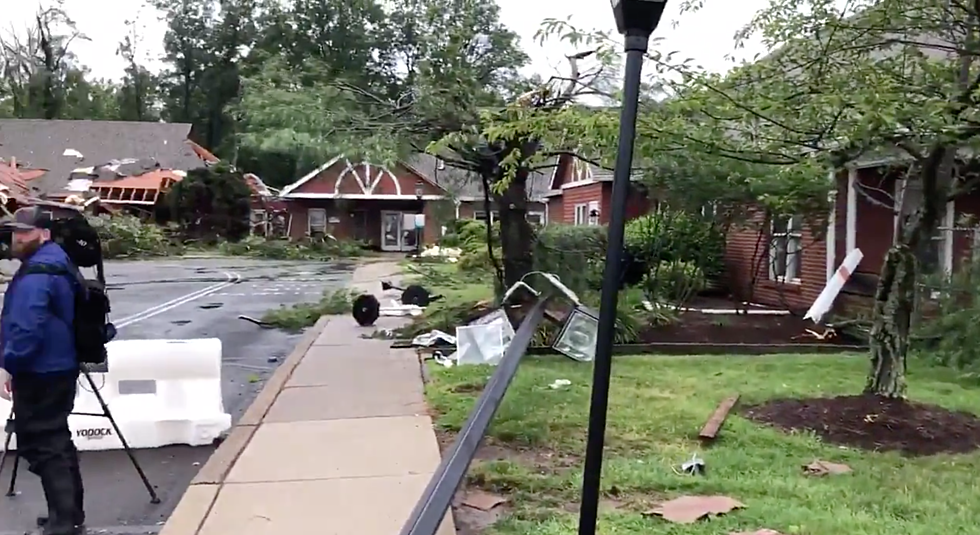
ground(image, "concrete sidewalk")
xmin=161 ymin=261 xmax=455 ymax=535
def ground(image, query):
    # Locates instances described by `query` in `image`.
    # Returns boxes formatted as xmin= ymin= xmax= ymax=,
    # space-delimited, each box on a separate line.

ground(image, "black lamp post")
xmin=577 ymin=2 xmax=667 ymax=535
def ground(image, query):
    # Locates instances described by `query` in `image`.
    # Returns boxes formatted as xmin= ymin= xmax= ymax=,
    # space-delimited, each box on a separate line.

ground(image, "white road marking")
xmin=114 ymin=272 xmax=242 ymax=329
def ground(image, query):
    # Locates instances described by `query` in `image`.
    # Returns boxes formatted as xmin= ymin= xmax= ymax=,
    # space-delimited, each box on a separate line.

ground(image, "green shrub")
xmin=624 ymin=210 xmax=725 ymax=281
xmin=261 ymin=288 xmax=358 ymax=331
xmin=218 ymin=235 xmax=366 ymax=260
xmin=916 ymin=257 xmax=980 ymax=370
xmin=88 ymin=214 xmax=181 ymax=259
xmin=645 ymin=260 xmax=707 ymax=302
xmin=532 ymin=225 xmax=607 ymax=295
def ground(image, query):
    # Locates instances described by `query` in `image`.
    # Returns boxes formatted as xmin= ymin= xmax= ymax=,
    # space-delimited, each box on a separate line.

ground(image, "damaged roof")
xmin=408 ymin=153 xmax=553 ymax=202
xmin=0 ymin=119 xmax=209 ymax=194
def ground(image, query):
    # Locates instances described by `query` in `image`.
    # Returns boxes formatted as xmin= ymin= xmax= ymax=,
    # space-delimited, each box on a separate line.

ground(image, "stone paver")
xmin=161 ymin=261 xmax=456 ymax=535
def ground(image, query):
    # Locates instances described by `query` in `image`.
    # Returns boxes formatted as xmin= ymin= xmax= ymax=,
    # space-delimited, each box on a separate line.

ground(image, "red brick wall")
xmin=561 ymin=182 xmax=607 ymax=223
xmin=724 ymin=213 xmax=828 ymax=311
xmin=284 ymin=199 xmax=440 ymax=248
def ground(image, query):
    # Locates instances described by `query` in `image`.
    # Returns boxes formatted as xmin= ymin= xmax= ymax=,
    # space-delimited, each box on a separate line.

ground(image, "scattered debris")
xmin=412 ymin=330 xmax=456 ymax=348
xmin=267 ymin=356 xmax=279 ymax=363
xmin=792 ymin=327 xmax=837 ymax=341
xmin=381 ymin=280 xmax=442 ymax=306
xmin=62 ymin=148 xmax=84 ymax=158
xmin=460 ymin=490 xmax=507 ymax=511
xmin=239 ymin=315 xmax=272 ymax=327
xmin=548 ymin=379 xmax=571 ymax=389
xmin=199 ymin=302 xmax=223 ymax=309
xmin=803 ymin=459 xmax=852 ymax=476
xmin=171 ymin=320 xmax=191 ymax=326
xmin=456 ymin=312 xmax=514 ymax=366
xmin=699 ymin=394 xmax=740 ymax=441
xmin=645 ymin=495 xmax=744 ymax=524
xmin=419 ymin=245 xmax=461 ymax=261
xmin=680 ymin=453 xmax=705 ymax=475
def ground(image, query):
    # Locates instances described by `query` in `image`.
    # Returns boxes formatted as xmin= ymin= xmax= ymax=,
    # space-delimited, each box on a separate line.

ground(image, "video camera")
xmin=0 ymin=203 xmax=105 ymax=280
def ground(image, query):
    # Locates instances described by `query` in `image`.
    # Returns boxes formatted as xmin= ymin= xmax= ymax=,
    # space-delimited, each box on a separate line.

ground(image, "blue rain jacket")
xmin=0 ymin=242 xmax=78 ymax=375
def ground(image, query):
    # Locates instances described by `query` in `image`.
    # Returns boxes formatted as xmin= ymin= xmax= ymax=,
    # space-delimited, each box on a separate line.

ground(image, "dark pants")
xmin=12 ymin=370 xmax=84 ymax=535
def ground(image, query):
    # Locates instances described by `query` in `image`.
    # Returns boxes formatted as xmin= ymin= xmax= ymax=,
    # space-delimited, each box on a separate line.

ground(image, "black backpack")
xmin=22 ymin=264 xmax=114 ymax=364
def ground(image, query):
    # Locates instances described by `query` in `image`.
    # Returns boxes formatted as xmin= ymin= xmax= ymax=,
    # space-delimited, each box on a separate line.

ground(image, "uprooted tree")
xmin=535 ymin=0 xmax=980 ymax=398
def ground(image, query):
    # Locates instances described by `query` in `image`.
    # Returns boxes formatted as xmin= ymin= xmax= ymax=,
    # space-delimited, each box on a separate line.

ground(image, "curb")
xmin=160 ymin=315 xmax=332 ymax=535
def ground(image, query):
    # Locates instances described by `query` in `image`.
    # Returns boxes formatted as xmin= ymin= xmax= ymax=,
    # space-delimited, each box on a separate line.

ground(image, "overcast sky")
xmin=6 ymin=0 xmax=770 ymax=81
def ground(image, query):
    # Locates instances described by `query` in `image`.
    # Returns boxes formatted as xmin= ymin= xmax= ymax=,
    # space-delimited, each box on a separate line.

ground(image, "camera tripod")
xmin=0 ymin=366 xmax=161 ymax=504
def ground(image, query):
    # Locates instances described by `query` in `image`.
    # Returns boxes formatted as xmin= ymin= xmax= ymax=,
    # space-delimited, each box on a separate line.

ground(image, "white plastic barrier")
xmin=0 ymin=338 xmax=231 ymax=452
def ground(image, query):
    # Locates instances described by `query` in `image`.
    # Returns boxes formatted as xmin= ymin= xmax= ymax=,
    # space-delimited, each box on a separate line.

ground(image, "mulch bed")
xmin=743 ymin=394 xmax=980 ymax=456
xmin=640 ymin=311 xmax=863 ymax=345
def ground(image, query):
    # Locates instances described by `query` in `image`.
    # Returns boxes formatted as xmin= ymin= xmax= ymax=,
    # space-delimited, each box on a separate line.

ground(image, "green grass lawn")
xmin=426 ymin=353 xmax=980 ymax=535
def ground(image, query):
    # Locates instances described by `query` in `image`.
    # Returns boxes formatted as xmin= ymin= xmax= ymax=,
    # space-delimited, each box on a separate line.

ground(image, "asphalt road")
xmin=0 ymin=257 xmax=356 ymax=535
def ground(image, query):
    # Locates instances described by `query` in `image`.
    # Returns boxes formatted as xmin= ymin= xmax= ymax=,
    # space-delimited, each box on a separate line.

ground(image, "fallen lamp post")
xmin=577 ymin=2 xmax=669 ymax=535
xmin=400 ymin=273 xmax=601 ymax=535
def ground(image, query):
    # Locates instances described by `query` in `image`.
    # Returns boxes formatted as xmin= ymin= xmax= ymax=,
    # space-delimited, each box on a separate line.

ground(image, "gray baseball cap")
xmin=1 ymin=206 xmax=55 ymax=231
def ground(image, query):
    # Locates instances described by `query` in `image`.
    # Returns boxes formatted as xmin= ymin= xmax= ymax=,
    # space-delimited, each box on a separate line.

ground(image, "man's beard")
xmin=13 ymin=237 xmax=42 ymax=259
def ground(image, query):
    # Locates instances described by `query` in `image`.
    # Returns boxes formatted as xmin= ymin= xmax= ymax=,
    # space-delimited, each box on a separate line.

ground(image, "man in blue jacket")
xmin=1 ymin=206 xmax=84 ymax=535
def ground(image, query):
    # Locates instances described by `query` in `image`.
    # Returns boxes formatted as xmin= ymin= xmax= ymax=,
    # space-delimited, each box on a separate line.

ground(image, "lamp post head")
xmin=610 ymin=0 xmax=668 ymax=36
xmin=415 ymin=181 xmax=424 ymax=199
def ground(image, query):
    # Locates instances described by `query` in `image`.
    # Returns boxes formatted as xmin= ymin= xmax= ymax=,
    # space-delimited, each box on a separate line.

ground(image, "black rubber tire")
xmin=401 ymin=284 xmax=432 ymax=306
xmin=352 ymin=294 xmax=380 ymax=326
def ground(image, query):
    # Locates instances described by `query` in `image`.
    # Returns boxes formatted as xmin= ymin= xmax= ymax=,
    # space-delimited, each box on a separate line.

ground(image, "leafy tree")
xmin=115 ymin=15 xmax=160 ymax=121
xmin=167 ymin=164 xmax=252 ymax=242
xmin=0 ymin=2 xmax=101 ymax=119
xmin=527 ymin=0 xmax=980 ymax=398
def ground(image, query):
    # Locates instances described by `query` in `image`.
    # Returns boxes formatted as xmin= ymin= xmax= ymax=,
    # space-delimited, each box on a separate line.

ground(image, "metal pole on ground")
xmin=577 ymin=2 xmax=668 ymax=534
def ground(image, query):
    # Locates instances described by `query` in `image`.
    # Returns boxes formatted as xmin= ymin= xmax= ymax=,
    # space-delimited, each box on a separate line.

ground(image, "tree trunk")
xmin=866 ymin=243 xmax=916 ymax=398
xmin=496 ymin=168 xmax=533 ymax=289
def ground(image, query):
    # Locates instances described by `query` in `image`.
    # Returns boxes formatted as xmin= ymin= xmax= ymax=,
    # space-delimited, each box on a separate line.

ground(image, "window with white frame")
xmin=308 ymin=208 xmax=327 ymax=235
xmin=700 ymin=203 xmax=718 ymax=218
xmin=898 ymin=181 xmax=952 ymax=276
xmin=574 ymin=204 xmax=589 ymax=225
xmin=473 ymin=210 xmax=498 ymax=224
xmin=587 ymin=201 xmax=600 ymax=225
xmin=770 ymin=215 xmax=802 ymax=282
xmin=527 ymin=211 xmax=545 ymax=225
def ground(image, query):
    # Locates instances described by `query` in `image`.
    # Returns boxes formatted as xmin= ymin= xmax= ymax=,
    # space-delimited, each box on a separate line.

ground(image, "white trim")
xmin=548 ymin=156 xmax=561 ymax=189
xmin=99 ymin=199 xmax=156 ymax=205
xmin=280 ymin=156 xmax=342 ymax=197
xmin=826 ymin=187 xmax=837 ymax=282
xmin=454 ymin=200 xmax=460 ymax=218
xmin=544 ymin=201 xmax=549 ymax=224
xmin=560 ymin=179 xmax=599 ymax=190
xmin=334 ymin=161 xmax=403 ymax=196
xmin=846 ymin=168 xmax=857 ymax=253
xmin=284 ymin=193 xmax=444 ymax=200
xmin=769 ymin=215 xmax=803 ymax=283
